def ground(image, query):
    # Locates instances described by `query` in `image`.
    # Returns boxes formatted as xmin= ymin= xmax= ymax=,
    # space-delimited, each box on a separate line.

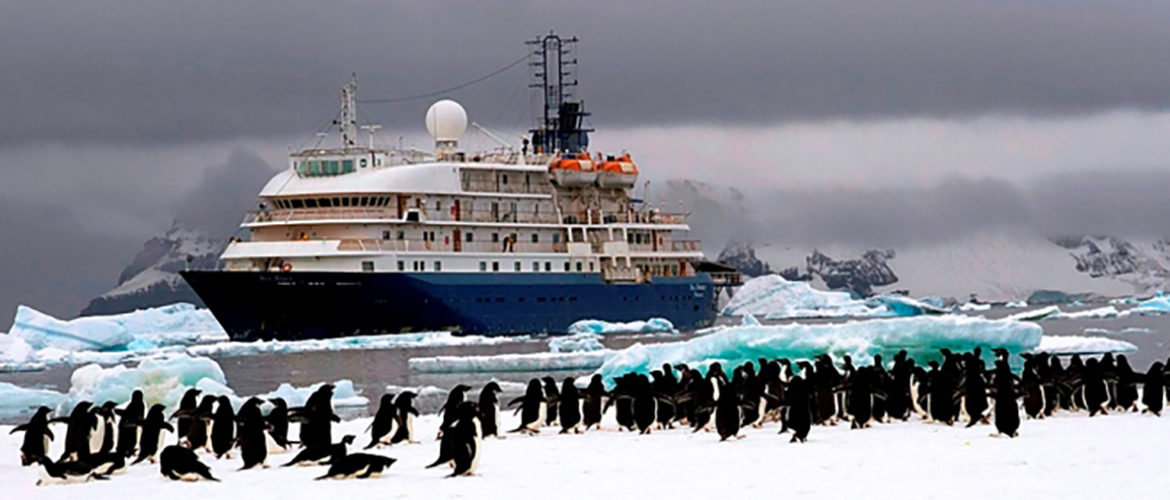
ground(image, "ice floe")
xmin=721 ymin=275 xmax=885 ymax=319
xmin=1128 ymin=293 xmax=1170 ymax=315
xmin=1034 ymin=336 xmax=1138 ymax=355
xmin=0 ymin=382 xmax=65 ymax=421
xmin=1083 ymin=327 xmax=1153 ymax=336
xmin=187 ymin=331 xmax=528 ymax=358
xmin=548 ymin=333 xmax=605 ymax=353
xmin=567 ymin=317 xmax=675 ymax=335
xmin=7 ymin=303 xmax=225 ymax=352
xmin=410 ymin=351 xmax=610 ymax=374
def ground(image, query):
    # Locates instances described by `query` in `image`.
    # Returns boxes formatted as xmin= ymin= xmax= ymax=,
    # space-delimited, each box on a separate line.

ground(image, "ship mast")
xmin=527 ymin=31 xmax=591 ymax=154
xmin=339 ymin=73 xmax=359 ymax=148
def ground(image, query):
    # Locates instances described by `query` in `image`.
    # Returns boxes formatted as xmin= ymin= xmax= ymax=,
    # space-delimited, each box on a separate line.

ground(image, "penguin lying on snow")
xmin=36 ymin=457 xmax=105 ymax=486
xmin=316 ymin=453 xmax=397 ymax=480
xmin=283 ymin=435 xmax=355 ymax=467
xmin=160 ymin=445 xmax=218 ymax=482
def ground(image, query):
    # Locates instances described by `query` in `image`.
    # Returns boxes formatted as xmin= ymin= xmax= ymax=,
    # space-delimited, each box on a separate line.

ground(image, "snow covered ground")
xmin=3 ymin=404 xmax=1168 ymax=499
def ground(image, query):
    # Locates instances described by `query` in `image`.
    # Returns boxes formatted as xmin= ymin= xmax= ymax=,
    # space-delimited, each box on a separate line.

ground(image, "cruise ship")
xmin=182 ymin=34 xmax=735 ymax=340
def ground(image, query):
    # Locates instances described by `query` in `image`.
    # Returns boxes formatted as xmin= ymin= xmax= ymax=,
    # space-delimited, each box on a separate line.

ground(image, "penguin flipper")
xmin=10 ymin=424 xmax=28 ymax=433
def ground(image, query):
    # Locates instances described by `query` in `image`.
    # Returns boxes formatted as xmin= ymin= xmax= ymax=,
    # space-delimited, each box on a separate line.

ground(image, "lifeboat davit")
xmin=549 ymin=152 xmax=597 ymax=187
xmin=596 ymin=154 xmax=639 ymax=188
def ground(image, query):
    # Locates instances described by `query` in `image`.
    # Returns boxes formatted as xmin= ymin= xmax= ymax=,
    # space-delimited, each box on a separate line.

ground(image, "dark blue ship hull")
xmin=180 ymin=271 xmax=718 ymax=340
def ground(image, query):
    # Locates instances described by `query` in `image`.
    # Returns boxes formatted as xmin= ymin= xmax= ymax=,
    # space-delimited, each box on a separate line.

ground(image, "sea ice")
xmin=187 ymin=331 xmax=527 ymax=358
xmin=1005 ymin=300 xmax=1029 ymax=308
xmin=1083 ymin=327 xmax=1153 ymax=336
xmin=958 ymin=302 xmax=992 ymax=312
xmin=1035 ymin=336 xmax=1138 ymax=355
xmin=0 ymin=382 xmax=65 ymax=421
xmin=1127 ymin=293 xmax=1170 ymax=315
xmin=1050 ymin=306 xmax=1120 ymax=320
xmin=548 ymin=333 xmax=605 ymax=353
xmin=597 ymin=316 xmax=1042 ymax=382
xmin=410 ymin=351 xmax=610 ymax=374
xmin=566 ymin=317 xmax=675 ymax=335
xmin=868 ymin=295 xmax=950 ymax=316
xmin=722 ymin=275 xmax=886 ymax=319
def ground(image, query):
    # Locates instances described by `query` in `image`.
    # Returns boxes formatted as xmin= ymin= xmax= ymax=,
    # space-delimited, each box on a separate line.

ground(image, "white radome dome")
xmin=425 ymin=99 xmax=468 ymax=142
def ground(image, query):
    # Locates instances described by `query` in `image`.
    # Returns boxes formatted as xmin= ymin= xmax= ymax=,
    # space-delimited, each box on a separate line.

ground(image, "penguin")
xmin=846 ymin=367 xmax=875 ymax=429
xmin=133 ymin=405 xmax=173 ymax=465
xmin=609 ymin=374 xmax=637 ymax=431
xmin=542 ymin=376 xmax=560 ymax=426
xmin=428 ymin=402 xmax=481 ymax=477
xmin=508 ymin=379 xmax=546 ymax=434
xmin=632 ymin=375 xmax=659 ymax=434
xmin=713 ymin=382 xmax=742 ymax=440
xmin=582 ymin=374 xmax=607 ymax=430
xmin=236 ymin=398 xmax=268 ymax=470
xmin=35 ymin=457 xmax=101 ymax=485
xmin=86 ymin=451 xmax=127 ymax=476
xmin=1020 ymin=364 xmax=1047 ymax=419
xmin=477 ymin=382 xmax=503 ymax=438
xmin=210 ymin=395 xmax=236 ymax=458
xmin=293 ymin=384 xmax=340 ymax=450
xmin=559 ymin=378 xmax=582 ymax=434
xmin=389 ymin=392 xmax=419 ymax=444
xmin=439 ymin=384 xmax=472 ymax=434
xmin=265 ymin=397 xmax=294 ymax=450
xmin=316 ymin=453 xmax=397 ymax=480
xmin=93 ymin=401 xmax=117 ymax=455
xmin=283 ymin=435 xmax=354 ymax=467
xmin=172 ymin=388 xmax=201 ymax=442
xmin=871 ymin=355 xmax=889 ymax=423
xmin=180 ymin=395 xmax=216 ymax=451
xmin=365 ymin=393 xmax=399 ymax=449
xmin=1082 ymin=358 xmax=1110 ymax=416
xmin=1141 ymin=362 xmax=1166 ymax=416
xmin=159 ymin=445 xmax=218 ymax=481
xmin=115 ymin=390 xmax=144 ymax=458
xmin=11 ymin=406 xmax=54 ymax=466
xmin=992 ymin=360 xmax=1020 ymax=438
xmin=55 ymin=401 xmax=95 ymax=461
xmin=781 ymin=375 xmax=813 ymax=443
xmin=1113 ymin=355 xmax=1140 ymax=411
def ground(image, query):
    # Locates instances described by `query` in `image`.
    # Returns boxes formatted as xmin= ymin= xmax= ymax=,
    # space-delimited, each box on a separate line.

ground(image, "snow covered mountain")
xmin=80 ymin=222 xmax=223 ymax=316
xmin=777 ymin=249 xmax=899 ymax=297
xmin=716 ymin=240 xmax=772 ymax=277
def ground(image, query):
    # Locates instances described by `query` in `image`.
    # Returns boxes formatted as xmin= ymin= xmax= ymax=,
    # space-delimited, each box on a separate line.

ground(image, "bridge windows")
xmin=361 ymin=261 xmax=374 ymax=272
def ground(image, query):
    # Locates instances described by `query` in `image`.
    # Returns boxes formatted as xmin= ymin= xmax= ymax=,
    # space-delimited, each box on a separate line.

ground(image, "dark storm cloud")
xmin=172 ymin=149 xmax=278 ymax=237
xmin=664 ymin=170 xmax=1170 ymax=249
xmin=1 ymin=0 xmax=1168 ymax=146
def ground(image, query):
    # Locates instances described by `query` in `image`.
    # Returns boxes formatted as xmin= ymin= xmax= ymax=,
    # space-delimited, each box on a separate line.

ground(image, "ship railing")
xmin=670 ymin=240 xmax=703 ymax=252
xmin=244 ymin=208 xmax=689 ymax=227
xmin=244 ymin=208 xmax=396 ymax=224
xmin=336 ymin=238 xmax=567 ymax=254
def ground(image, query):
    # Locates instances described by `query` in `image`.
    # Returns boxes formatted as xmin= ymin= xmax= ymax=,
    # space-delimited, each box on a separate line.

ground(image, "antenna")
xmin=339 ymin=73 xmax=359 ymax=148
xmin=471 ymin=122 xmax=513 ymax=149
xmin=360 ymin=124 xmax=382 ymax=149
xmin=526 ymin=31 xmax=591 ymax=154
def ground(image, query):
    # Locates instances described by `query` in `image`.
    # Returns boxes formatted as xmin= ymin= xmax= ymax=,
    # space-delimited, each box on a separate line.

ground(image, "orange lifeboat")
xmin=596 ymin=153 xmax=639 ymax=188
xmin=548 ymin=152 xmax=597 ymax=187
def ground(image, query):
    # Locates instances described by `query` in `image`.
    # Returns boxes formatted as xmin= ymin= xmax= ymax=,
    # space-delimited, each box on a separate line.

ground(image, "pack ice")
xmin=721 ymin=274 xmax=945 ymax=319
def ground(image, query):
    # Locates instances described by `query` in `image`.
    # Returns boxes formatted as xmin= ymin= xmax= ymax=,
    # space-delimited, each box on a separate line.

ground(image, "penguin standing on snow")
xmin=427 ymin=402 xmax=481 ymax=477
xmin=265 ymin=397 xmax=294 ymax=450
xmin=55 ymin=401 xmax=95 ymax=461
xmin=992 ymin=360 xmax=1020 ymax=438
xmin=1141 ymin=362 xmax=1166 ymax=416
xmin=11 ymin=406 xmax=54 ymax=466
xmin=1114 ymin=355 xmax=1141 ymax=411
xmin=94 ymin=402 xmax=117 ymax=455
xmin=159 ymin=445 xmax=218 ymax=481
xmin=541 ymin=376 xmax=560 ymax=427
xmin=133 ymin=405 xmax=173 ymax=464
xmin=478 ymin=382 xmax=503 ymax=438
xmin=438 ymin=384 xmax=472 ymax=442
xmin=115 ymin=390 xmax=145 ymax=457
xmin=559 ymin=378 xmax=582 ymax=434
xmin=390 ymin=392 xmax=419 ymax=445
xmin=846 ymin=367 xmax=875 ymax=429
xmin=211 ymin=396 xmax=236 ymax=458
xmin=508 ymin=379 xmax=546 ymax=434
xmin=181 ymin=395 xmax=216 ymax=451
xmin=582 ymin=375 xmax=607 ymax=430
xmin=236 ymin=398 xmax=268 ymax=470
xmin=294 ymin=384 xmax=340 ymax=450
xmin=173 ymin=388 xmax=201 ymax=442
xmin=365 ymin=393 xmax=399 ymax=449
xmin=316 ymin=453 xmax=397 ymax=480
xmin=713 ymin=383 xmax=742 ymax=440
xmin=782 ymin=375 xmax=813 ymax=443
xmin=632 ymin=375 xmax=659 ymax=434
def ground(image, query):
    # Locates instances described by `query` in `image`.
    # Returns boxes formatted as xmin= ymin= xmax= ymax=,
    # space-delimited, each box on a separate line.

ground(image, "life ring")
xmin=280 ymin=262 xmax=292 ymax=272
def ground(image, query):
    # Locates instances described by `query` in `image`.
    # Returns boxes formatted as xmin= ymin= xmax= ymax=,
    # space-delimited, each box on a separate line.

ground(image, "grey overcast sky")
xmin=1 ymin=0 xmax=1169 ymax=319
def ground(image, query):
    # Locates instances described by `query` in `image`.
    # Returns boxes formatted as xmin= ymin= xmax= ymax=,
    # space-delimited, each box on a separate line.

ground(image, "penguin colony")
xmin=10 ymin=349 xmax=1170 ymax=486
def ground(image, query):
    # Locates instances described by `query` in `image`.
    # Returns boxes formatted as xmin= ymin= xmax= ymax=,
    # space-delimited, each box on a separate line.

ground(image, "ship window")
xmin=545 ymin=262 xmax=552 ymax=272
xmin=308 ymin=160 xmax=321 ymax=175
xmin=532 ymin=262 xmax=539 ymax=272
xmin=320 ymin=198 xmax=332 ymax=208
xmin=397 ymin=231 xmax=404 ymax=240
xmin=291 ymin=199 xmax=304 ymax=209
xmin=434 ymin=261 xmax=442 ymax=271
xmin=552 ymin=233 xmax=560 ymax=243
xmin=397 ymin=261 xmax=405 ymax=271
xmin=332 ymin=197 xmax=341 ymax=207
xmin=465 ymin=232 xmax=473 ymax=242
xmin=305 ymin=198 xmax=318 ymax=208
xmin=382 ymin=231 xmax=391 ymax=240
xmin=492 ymin=262 xmax=499 ymax=272
xmin=362 ymin=261 xmax=374 ymax=272
xmin=479 ymin=261 xmax=487 ymax=272
xmin=564 ymin=262 xmax=570 ymax=272
xmin=577 ymin=262 xmax=583 ymax=272
xmin=502 ymin=174 xmax=509 ymax=185
xmin=491 ymin=233 xmax=499 ymax=243
xmin=341 ymin=197 xmax=350 ymax=207
xmin=324 ymin=160 xmax=339 ymax=175
xmin=531 ymin=234 xmax=539 ymax=243
xmin=590 ymin=262 xmax=595 ymax=272
xmin=342 ymin=159 xmax=354 ymax=173
xmin=514 ymin=261 xmax=521 ymax=272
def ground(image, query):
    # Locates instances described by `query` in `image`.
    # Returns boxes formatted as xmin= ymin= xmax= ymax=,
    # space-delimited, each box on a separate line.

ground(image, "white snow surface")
xmin=3 ymin=405 xmax=1169 ymax=498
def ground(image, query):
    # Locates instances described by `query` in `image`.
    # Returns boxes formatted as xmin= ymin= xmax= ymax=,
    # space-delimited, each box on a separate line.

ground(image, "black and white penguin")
xmin=132 ymin=405 xmax=173 ymax=465
xmin=581 ymin=375 xmax=607 ymax=430
xmin=1141 ymin=362 xmax=1166 ymax=416
xmin=293 ymin=384 xmax=340 ymax=450
xmin=365 ymin=393 xmax=399 ymax=449
xmin=86 ymin=451 xmax=127 ymax=476
xmin=159 ymin=445 xmax=218 ymax=481
xmin=782 ymin=375 xmax=812 ymax=443
xmin=236 ymin=397 xmax=268 ymax=470
xmin=1020 ymin=363 xmax=1046 ymax=419
xmin=428 ymin=402 xmax=481 ymax=477
xmin=94 ymin=401 xmax=117 ymax=455
xmin=871 ymin=355 xmax=889 ymax=423
xmin=961 ymin=355 xmax=989 ymax=427
xmin=11 ymin=406 xmax=54 ymax=466
xmin=210 ymin=395 xmax=236 ymax=458
xmin=35 ymin=457 xmax=101 ymax=485
xmin=55 ymin=401 xmax=95 ymax=462
xmin=316 ymin=453 xmax=397 ymax=480
xmin=508 ymin=379 xmax=546 ymax=434
xmin=631 ymin=375 xmax=659 ymax=434
xmin=172 ymin=388 xmax=201 ymax=442
xmin=439 ymin=384 xmax=472 ymax=434
xmin=477 ymin=382 xmax=503 ymax=438
xmin=1113 ymin=355 xmax=1141 ymax=411
xmin=389 ymin=392 xmax=419 ymax=445
xmin=609 ymin=374 xmax=637 ymax=431
xmin=541 ymin=376 xmax=560 ymax=427
xmin=283 ymin=434 xmax=354 ymax=467
xmin=115 ymin=390 xmax=144 ymax=458
xmin=1082 ymin=358 xmax=1110 ymax=416
xmin=992 ymin=360 xmax=1020 ymax=438
xmin=265 ymin=397 xmax=294 ymax=450
xmin=713 ymin=382 xmax=742 ymax=440
xmin=181 ymin=395 xmax=216 ymax=451
xmin=846 ymin=367 xmax=875 ymax=429
xmin=559 ymin=378 xmax=582 ymax=434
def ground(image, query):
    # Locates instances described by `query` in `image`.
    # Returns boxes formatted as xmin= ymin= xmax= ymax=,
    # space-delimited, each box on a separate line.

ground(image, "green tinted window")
xmin=324 ymin=160 xmax=339 ymax=175
xmin=308 ymin=161 xmax=321 ymax=175
xmin=342 ymin=159 xmax=354 ymax=173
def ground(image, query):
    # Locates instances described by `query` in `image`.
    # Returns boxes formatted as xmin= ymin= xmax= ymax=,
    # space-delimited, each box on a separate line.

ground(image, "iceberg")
xmin=869 ymin=295 xmax=950 ymax=316
xmin=7 ymin=303 xmax=225 ymax=353
xmin=722 ymin=275 xmax=885 ymax=319
xmin=549 ymin=333 xmax=605 ymax=353
xmin=1083 ymin=327 xmax=1152 ymax=336
xmin=0 ymin=334 xmax=35 ymax=366
xmin=60 ymin=354 xmax=227 ymax=413
xmin=1005 ymin=300 xmax=1029 ymax=308
xmin=1127 ymin=293 xmax=1170 ymax=315
xmin=1035 ymin=336 xmax=1138 ymax=355
xmin=410 ymin=351 xmax=610 ymax=374
xmin=258 ymin=379 xmax=367 ymax=408
xmin=596 ymin=316 xmax=1043 ymax=382
xmin=0 ymin=382 xmax=66 ymax=421
xmin=567 ymin=317 xmax=676 ymax=335
xmin=1051 ymin=306 xmax=1120 ymax=320
xmin=958 ymin=302 xmax=992 ymax=312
